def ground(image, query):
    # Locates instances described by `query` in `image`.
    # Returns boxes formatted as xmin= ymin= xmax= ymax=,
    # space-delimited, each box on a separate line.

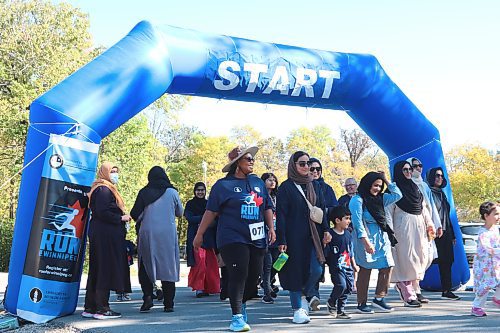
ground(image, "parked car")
xmin=459 ymin=222 xmax=483 ymax=266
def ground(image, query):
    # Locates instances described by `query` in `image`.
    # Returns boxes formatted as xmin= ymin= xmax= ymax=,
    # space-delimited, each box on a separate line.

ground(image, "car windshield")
xmin=460 ymin=226 xmax=482 ymax=235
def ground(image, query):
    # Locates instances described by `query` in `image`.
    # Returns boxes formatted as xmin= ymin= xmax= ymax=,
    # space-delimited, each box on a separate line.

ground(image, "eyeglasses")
xmin=402 ymin=167 xmax=413 ymax=173
xmin=242 ymin=157 xmax=255 ymax=163
xmin=266 ymin=178 xmax=276 ymax=182
xmin=310 ymin=167 xmax=322 ymax=172
xmin=295 ymin=161 xmax=311 ymax=168
xmin=412 ymin=164 xmax=423 ymax=168
xmin=435 ymin=174 xmax=444 ymax=178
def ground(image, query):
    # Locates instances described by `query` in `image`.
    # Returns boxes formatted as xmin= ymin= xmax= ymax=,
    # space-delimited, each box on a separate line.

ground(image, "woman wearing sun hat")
xmin=194 ymin=146 xmax=275 ymax=332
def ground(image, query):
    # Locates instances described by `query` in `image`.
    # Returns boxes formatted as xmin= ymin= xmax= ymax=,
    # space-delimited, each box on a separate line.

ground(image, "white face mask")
xmin=110 ymin=173 xmax=119 ymax=184
xmin=412 ymin=169 xmax=421 ymax=179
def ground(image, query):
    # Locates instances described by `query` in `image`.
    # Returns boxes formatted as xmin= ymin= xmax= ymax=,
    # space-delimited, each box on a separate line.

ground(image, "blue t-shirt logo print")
xmin=233 ymin=187 xmax=242 ymax=192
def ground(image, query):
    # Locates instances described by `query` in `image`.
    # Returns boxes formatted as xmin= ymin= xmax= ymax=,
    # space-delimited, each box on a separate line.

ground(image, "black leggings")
xmin=220 ymin=243 xmax=266 ymax=315
xmin=139 ymin=259 xmax=176 ymax=308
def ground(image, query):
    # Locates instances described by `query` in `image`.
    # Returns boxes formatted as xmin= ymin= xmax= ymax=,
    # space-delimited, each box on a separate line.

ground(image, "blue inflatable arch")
xmin=6 ymin=21 xmax=469 ymax=316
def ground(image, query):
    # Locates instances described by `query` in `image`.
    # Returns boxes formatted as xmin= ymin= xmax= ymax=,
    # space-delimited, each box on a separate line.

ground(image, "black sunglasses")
xmin=242 ymin=157 xmax=255 ymax=162
xmin=295 ymin=161 xmax=311 ymax=168
xmin=412 ymin=164 xmax=423 ymax=168
xmin=402 ymin=167 xmax=413 ymax=173
xmin=310 ymin=167 xmax=322 ymax=172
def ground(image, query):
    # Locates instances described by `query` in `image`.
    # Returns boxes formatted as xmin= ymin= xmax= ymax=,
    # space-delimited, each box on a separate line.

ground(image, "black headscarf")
xmin=427 ymin=167 xmax=452 ymax=232
xmin=184 ymin=182 xmax=207 ymax=216
xmin=130 ymin=166 xmax=176 ymax=221
xmin=358 ymin=171 xmax=398 ymax=247
xmin=426 ymin=167 xmax=448 ymax=188
xmin=393 ymin=160 xmax=423 ymax=215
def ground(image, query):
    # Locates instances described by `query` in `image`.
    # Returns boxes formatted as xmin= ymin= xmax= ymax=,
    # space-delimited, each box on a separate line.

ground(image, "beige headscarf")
xmin=88 ymin=161 xmax=126 ymax=213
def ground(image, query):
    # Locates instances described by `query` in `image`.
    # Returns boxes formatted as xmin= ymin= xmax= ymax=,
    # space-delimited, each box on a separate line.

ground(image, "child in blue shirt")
xmin=325 ymin=205 xmax=355 ymax=319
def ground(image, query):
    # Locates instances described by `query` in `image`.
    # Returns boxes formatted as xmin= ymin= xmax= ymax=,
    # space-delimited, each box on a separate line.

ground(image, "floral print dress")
xmin=473 ymin=226 xmax=500 ymax=297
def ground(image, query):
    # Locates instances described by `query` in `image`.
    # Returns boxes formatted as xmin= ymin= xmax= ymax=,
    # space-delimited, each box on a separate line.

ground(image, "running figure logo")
xmin=241 ymin=191 xmax=263 ymax=220
xmin=42 ymin=202 xmax=85 ymax=238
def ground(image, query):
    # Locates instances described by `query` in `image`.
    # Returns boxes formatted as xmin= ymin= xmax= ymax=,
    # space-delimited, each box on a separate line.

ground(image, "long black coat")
xmin=87 ymin=186 xmax=131 ymax=292
xmin=276 ymin=179 xmax=328 ymax=291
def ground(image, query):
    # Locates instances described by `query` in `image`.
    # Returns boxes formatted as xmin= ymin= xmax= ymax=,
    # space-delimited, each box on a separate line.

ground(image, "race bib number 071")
xmin=249 ymin=221 xmax=265 ymax=241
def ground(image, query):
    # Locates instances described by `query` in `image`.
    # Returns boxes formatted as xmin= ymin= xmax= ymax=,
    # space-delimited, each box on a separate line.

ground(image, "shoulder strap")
xmin=294 ymin=182 xmax=313 ymax=209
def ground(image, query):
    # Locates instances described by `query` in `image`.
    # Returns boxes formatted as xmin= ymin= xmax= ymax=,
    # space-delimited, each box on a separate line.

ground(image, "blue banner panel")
xmin=15 ymin=135 xmax=98 ymax=323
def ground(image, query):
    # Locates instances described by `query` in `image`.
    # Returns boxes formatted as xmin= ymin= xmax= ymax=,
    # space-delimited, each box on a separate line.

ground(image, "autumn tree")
xmin=446 ymin=144 xmax=500 ymax=221
xmin=339 ymin=128 xmax=374 ymax=168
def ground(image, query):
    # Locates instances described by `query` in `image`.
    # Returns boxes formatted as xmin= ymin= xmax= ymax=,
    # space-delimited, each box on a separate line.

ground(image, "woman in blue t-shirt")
xmin=193 ymin=146 xmax=275 ymax=332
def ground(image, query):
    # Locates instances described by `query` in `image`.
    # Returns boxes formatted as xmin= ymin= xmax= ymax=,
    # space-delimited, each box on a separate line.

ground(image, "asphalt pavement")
xmin=2 ymin=264 xmax=499 ymax=332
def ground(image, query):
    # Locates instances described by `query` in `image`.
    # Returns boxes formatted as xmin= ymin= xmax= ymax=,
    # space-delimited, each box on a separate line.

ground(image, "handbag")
xmin=295 ymin=183 xmax=323 ymax=224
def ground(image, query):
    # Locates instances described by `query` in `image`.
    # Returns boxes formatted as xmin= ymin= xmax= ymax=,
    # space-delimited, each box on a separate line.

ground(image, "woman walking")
xmin=131 ymin=166 xmax=183 ymax=313
xmin=276 ymin=151 xmax=331 ymax=324
xmin=193 ymin=146 xmax=275 ymax=332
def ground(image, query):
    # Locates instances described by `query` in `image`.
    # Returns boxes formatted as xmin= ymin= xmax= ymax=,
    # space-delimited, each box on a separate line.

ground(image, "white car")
xmin=459 ymin=222 xmax=483 ymax=266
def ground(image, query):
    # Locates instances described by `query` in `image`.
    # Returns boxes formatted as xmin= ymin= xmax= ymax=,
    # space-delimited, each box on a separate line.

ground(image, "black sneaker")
xmin=93 ymin=310 xmax=121 ymax=320
xmin=441 ymin=291 xmax=460 ymax=300
xmin=326 ymin=299 xmax=337 ymax=316
xmin=416 ymin=293 xmax=429 ymax=303
xmin=272 ymin=285 xmax=280 ymax=294
xmin=404 ymin=299 xmax=422 ymax=308
xmin=372 ymin=298 xmax=394 ymax=312
xmin=262 ymin=295 xmax=274 ymax=304
xmin=270 ymin=290 xmax=278 ymax=298
xmin=164 ymin=307 xmax=174 ymax=312
xmin=336 ymin=312 xmax=351 ymax=319
xmin=356 ymin=303 xmax=374 ymax=314
xmin=156 ymin=289 xmax=164 ymax=301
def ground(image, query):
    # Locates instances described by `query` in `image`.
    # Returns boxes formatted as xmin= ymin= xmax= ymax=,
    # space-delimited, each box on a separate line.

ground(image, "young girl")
xmin=471 ymin=201 xmax=500 ymax=317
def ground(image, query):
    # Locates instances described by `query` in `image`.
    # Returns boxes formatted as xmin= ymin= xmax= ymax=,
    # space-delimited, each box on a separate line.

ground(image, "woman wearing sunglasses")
xmin=276 ymin=151 xmax=331 ymax=324
xmin=389 ymin=161 xmax=434 ymax=308
xmin=193 ymin=146 xmax=275 ymax=332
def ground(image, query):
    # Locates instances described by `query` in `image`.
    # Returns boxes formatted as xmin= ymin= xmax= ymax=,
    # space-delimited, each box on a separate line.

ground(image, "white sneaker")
xmin=309 ymin=296 xmax=320 ymax=311
xmin=293 ymin=308 xmax=310 ymax=324
xmin=300 ymin=297 xmax=309 ymax=315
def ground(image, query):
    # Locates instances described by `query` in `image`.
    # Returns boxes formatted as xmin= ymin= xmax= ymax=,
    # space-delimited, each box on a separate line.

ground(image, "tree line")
xmin=0 ymin=0 xmax=498 ymax=271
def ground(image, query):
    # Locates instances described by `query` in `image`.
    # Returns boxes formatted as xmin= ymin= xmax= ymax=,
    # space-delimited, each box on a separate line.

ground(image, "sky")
xmin=62 ymin=0 xmax=499 ymax=151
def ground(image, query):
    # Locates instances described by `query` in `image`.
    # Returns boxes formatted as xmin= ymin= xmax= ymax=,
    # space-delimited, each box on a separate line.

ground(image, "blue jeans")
xmin=261 ymin=247 xmax=279 ymax=296
xmin=329 ymin=268 xmax=353 ymax=312
xmin=290 ymin=291 xmax=302 ymax=310
xmin=304 ymin=247 xmax=323 ymax=298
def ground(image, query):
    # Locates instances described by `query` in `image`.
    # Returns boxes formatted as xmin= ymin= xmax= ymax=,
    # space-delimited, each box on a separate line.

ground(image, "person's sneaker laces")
xmin=372 ymin=298 xmax=394 ymax=312
xmin=229 ymin=314 xmax=250 ymax=332
xmin=116 ymin=294 xmax=124 ymax=302
xmin=81 ymin=310 xmax=95 ymax=318
xmin=336 ymin=312 xmax=351 ymax=319
xmin=292 ymin=308 xmax=310 ymax=324
xmin=93 ymin=310 xmax=121 ymax=320
xmin=308 ymin=296 xmax=320 ymax=311
xmin=471 ymin=307 xmax=487 ymax=317
xmin=262 ymin=295 xmax=274 ymax=304
xmin=416 ymin=293 xmax=429 ymax=303
xmin=441 ymin=291 xmax=460 ymax=300
xmin=326 ymin=299 xmax=337 ymax=316
xmin=356 ymin=303 xmax=374 ymax=314
xmin=404 ymin=299 xmax=422 ymax=308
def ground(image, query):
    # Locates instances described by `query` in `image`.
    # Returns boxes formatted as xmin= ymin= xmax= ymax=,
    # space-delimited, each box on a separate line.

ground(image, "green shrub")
xmin=0 ymin=219 xmax=14 ymax=272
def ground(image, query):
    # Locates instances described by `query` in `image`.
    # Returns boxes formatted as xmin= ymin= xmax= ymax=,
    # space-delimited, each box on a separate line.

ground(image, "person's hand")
xmin=378 ymin=170 xmax=389 ymax=184
xmin=268 ymin=229 xmax=276 ymax=245
xmin=323 ymin=231 xmax=332 ymax=245
xmin=436 ymin=227 xmax=443 ymax=238
xmin=121 ymin=214 xmax=131 ymax=222
xmin=278 ymin=245 xmax=287 ymax=253
xmin=363 ymin=238 xmax=375 ymax=254
xmin=193 ymin=233 xmax=203 ymax=250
